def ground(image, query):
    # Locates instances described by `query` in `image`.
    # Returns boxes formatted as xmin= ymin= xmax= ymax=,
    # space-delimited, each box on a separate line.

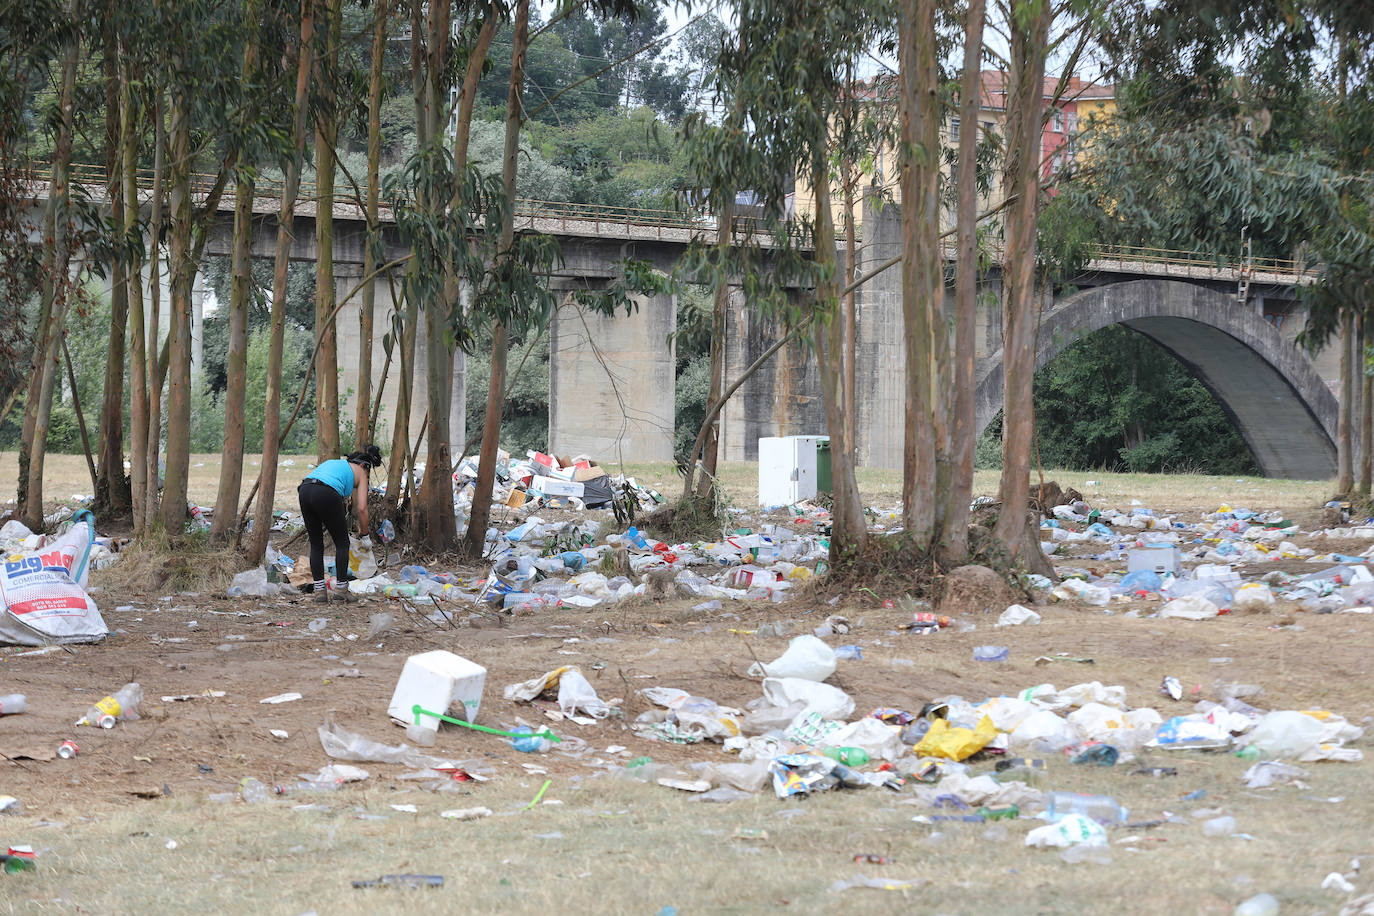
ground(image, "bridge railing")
xmin=25 ymin=161 xmax=1313 ymax=281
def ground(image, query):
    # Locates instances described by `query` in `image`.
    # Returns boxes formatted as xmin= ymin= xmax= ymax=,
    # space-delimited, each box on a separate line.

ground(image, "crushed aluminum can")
xmin=57 ymin=740 xmax=79 ymax=759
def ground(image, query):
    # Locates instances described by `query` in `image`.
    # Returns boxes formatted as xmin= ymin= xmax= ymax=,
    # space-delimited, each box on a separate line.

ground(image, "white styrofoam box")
xmin=532 ymin=478 xmax=584 ymax=498
xmin=1128 ymin=545 xmax=1181 ymax=575
xmin=388 ymin=651 xmax=487 ymax=742
xmin=758 ymin=435 xmax=824 ymax=506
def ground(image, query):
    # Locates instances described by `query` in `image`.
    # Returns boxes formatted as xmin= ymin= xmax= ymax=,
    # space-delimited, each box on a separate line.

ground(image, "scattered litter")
xmin=260 ymin=693 xmax=303 ymax=705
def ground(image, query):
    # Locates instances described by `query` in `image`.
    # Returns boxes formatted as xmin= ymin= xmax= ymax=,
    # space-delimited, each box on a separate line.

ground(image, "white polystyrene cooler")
xmin=387 ymin=650 xmax=487 ymax=746
xmin=758 ymin=435 xmax=825 ymax=506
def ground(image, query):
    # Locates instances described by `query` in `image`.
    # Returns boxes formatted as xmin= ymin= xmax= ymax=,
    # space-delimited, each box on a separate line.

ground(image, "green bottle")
xmin=822 ymin=746 xmax=870 ymax=767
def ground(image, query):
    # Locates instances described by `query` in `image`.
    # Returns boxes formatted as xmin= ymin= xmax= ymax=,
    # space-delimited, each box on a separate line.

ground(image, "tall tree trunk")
xmin=19 ymin=0 xmax=82 ymax=530
xmin=248 ymin=0 xmax=316 ymax=563
xmin=684 ymin=195 xmax=733 ymax=503
xmin=1359 ymin=312 xmax=1371 ymax=499
xmin=462 ymin=0 xmax=529 ymax=560
xmin=211 ymin=0 xmax=262 ymax=543
xmin=384 ymin=0 xmax=427 ymax=516
xmin=121 ymin=58 xmax=149 ymax=534
xmin=937 ymin=0 xmax=986 ymax=565
xmin=419 ymin=11 xmax=497 ymax=549
xmin=897 ymin=0 xmax=940 ymax=548
xmin=1337 ymin=310 xmax=1354 ymax=494
xmin=313 ymin=0 xmax=343 ymax=461
xmin=841 ymin=60 xmax=858 ymax=462
xmin=416 ymin=0 xmax=454 ymax=549
xmin=993 ymin=0 xmax=1051 ymax=558
xmin=160 ymin=68 xmax=195 ymax=532
xmin=811 ymin=142 xmax=866 ymax=561
xmin=95 ymin=16 xmax=131 ymax=521
xmin=144 ymin=95 xmax=167 ymax=531
xmin=355 ymin=0 xmax=389 ymax=446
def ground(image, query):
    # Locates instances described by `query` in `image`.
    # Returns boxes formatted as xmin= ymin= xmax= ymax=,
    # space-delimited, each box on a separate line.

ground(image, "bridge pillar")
xmin=719 ymin=288 xmax=827 ymax=461
xmin=853 ymin=191 xmax=906 ymax=470
xmin=334 ymin=267 xmax=433 ymax=453
xmin=548 ymin=287 xmax=676 ymax=462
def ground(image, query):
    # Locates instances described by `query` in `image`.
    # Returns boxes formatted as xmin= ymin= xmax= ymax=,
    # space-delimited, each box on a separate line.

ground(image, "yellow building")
xmin=792 ymin=73 xmax=1113 ymax=234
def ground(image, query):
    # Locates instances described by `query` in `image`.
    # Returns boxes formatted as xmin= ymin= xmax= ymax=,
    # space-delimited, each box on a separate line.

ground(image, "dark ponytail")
xmin=348 ymin=444 xmax=383 ymax=470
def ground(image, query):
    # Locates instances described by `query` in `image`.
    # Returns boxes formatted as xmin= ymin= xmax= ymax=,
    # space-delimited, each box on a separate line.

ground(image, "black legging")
xmin=299 ymin=480 xmax=351 ymax=585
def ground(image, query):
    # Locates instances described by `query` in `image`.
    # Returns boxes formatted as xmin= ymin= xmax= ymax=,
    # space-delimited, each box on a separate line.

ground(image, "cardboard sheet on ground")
xmin=0 ymin=512 xmax=106 ymax=646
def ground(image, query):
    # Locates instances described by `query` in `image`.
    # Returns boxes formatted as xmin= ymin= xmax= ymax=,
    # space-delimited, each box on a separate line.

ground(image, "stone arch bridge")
xmin=721 ymin=197 xmax=1337 ymax=480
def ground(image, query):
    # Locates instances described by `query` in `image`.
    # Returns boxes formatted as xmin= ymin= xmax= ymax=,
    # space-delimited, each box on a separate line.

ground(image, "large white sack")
xmin=761 ymin=677 xmax=854 ymax=721
xmin=0 ymin=512 xmax=107 ymax=646
xmin=747 ymin=635 xmax=836 ymax=681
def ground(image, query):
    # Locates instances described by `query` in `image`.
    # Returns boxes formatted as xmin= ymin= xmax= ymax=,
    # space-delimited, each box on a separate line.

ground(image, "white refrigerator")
xmin=758 ymin=435 xmax=825 ymax=506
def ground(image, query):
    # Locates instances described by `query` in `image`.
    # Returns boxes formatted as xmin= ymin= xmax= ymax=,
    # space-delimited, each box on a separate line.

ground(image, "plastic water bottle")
xmin=379 ymin=519 xmax=396 ymax=544
xmin=821 ymin=746 xmax=870 ymax=767
xmin=76 ymin=683 xmax=143 ymax=728
xmin=384 ymin=584 xmax=419 ymax=598
xmin=972 ymin=645 xmax=1010 ymax=662
xmin=833 ymin=645 xmax=863 ymax=661
xmin=0 ymin=694 xmax=25 ymax=716
xmin=226 ymin=585 xmax=244 ymax=598
xmin=399 ymin=565 xmax=427 ymax=584
xmin=1045 ymin=791 xmax=1128 ymax=826
xmin=510 ymin=727 xmax=551 ymax=752
xmin=237 ymin=777 xmax=277 ymax=803
xmin=626 ymin=526 xmax=648 ymax=550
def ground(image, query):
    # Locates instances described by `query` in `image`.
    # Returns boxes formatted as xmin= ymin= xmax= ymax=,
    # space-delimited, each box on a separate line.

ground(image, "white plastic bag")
xmin=1025 ymin=813 xmax=1107 ymax=849
xmin=1160 ymin=594 xmax=1220 ymax=620
xmin=348 ymin=536 xmax=378 ymax=579
xmin=1231 ymin=582 xmax=1275 ymax=611
xmin=747 ymin=635 xmax=837 ymax=681
xmin=825 ymin=717 xmax=906 ymax=762
xmin=1243 ymin=711 xmax=1324 ymax=758
xmin=557 ymin=669 xmax=611 ymax=719
xmin=761 ymin=677 xmax=855 ymax=721
xmin=997 ymin=604 xmax=1042 ymax=627
xmin=0 ymin=512 xmax=106 ymax=646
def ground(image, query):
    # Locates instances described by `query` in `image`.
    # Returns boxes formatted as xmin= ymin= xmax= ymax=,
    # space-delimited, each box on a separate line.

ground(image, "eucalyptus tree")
xmin=249 ymin=0 xmax=318 ymax=563
xmin=17 ymin=0 xmax=84 ymax=531
xmin=990 ymin=0 xmax=1052 ymax=562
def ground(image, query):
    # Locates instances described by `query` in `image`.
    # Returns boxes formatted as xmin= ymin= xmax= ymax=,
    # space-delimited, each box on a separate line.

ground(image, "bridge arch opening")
xmin=977 ymin=325 xmax=1259 ymax=475
xmin=974 ymin=279 xmax=1337 ymax=480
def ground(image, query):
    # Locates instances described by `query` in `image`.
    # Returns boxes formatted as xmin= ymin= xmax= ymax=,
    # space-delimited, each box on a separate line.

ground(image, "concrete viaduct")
xmin=34 ymin=169 xmax=1334 ymax=478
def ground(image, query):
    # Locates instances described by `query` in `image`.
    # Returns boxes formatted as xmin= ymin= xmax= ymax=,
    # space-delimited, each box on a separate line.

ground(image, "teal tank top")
xmin=309 ymin=459 xmax=355 ymax=499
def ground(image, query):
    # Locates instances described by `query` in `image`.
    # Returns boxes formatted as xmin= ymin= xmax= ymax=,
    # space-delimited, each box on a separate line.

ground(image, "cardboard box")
xmin=573 ymin=465 xmax=608 ymax=482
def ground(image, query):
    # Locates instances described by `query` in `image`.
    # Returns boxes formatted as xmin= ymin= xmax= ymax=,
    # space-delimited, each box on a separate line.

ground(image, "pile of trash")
xmin=1038 ymin=498 xmax=1374 ymax=618
xmin=452 ymin=450 xmax=651 ymax=514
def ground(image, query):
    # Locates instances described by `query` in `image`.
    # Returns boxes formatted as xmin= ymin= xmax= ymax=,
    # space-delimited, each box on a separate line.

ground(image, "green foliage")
xmin=187 ymin=323 xmax=316 ymax=454
xmin=527 ymin=108 xmax=688 ymax=209
xmin=464 ymin=330 xmax=550 ymax=456
xmin=673 ymin=352 xmax=710 ymax=463
xmin=978 ymin=326 xmax=1259 ymax=475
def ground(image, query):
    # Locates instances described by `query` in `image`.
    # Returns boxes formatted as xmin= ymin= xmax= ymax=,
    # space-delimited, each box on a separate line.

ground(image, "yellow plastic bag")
xmin=913 ymin=715 xmax=997 ymax=761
